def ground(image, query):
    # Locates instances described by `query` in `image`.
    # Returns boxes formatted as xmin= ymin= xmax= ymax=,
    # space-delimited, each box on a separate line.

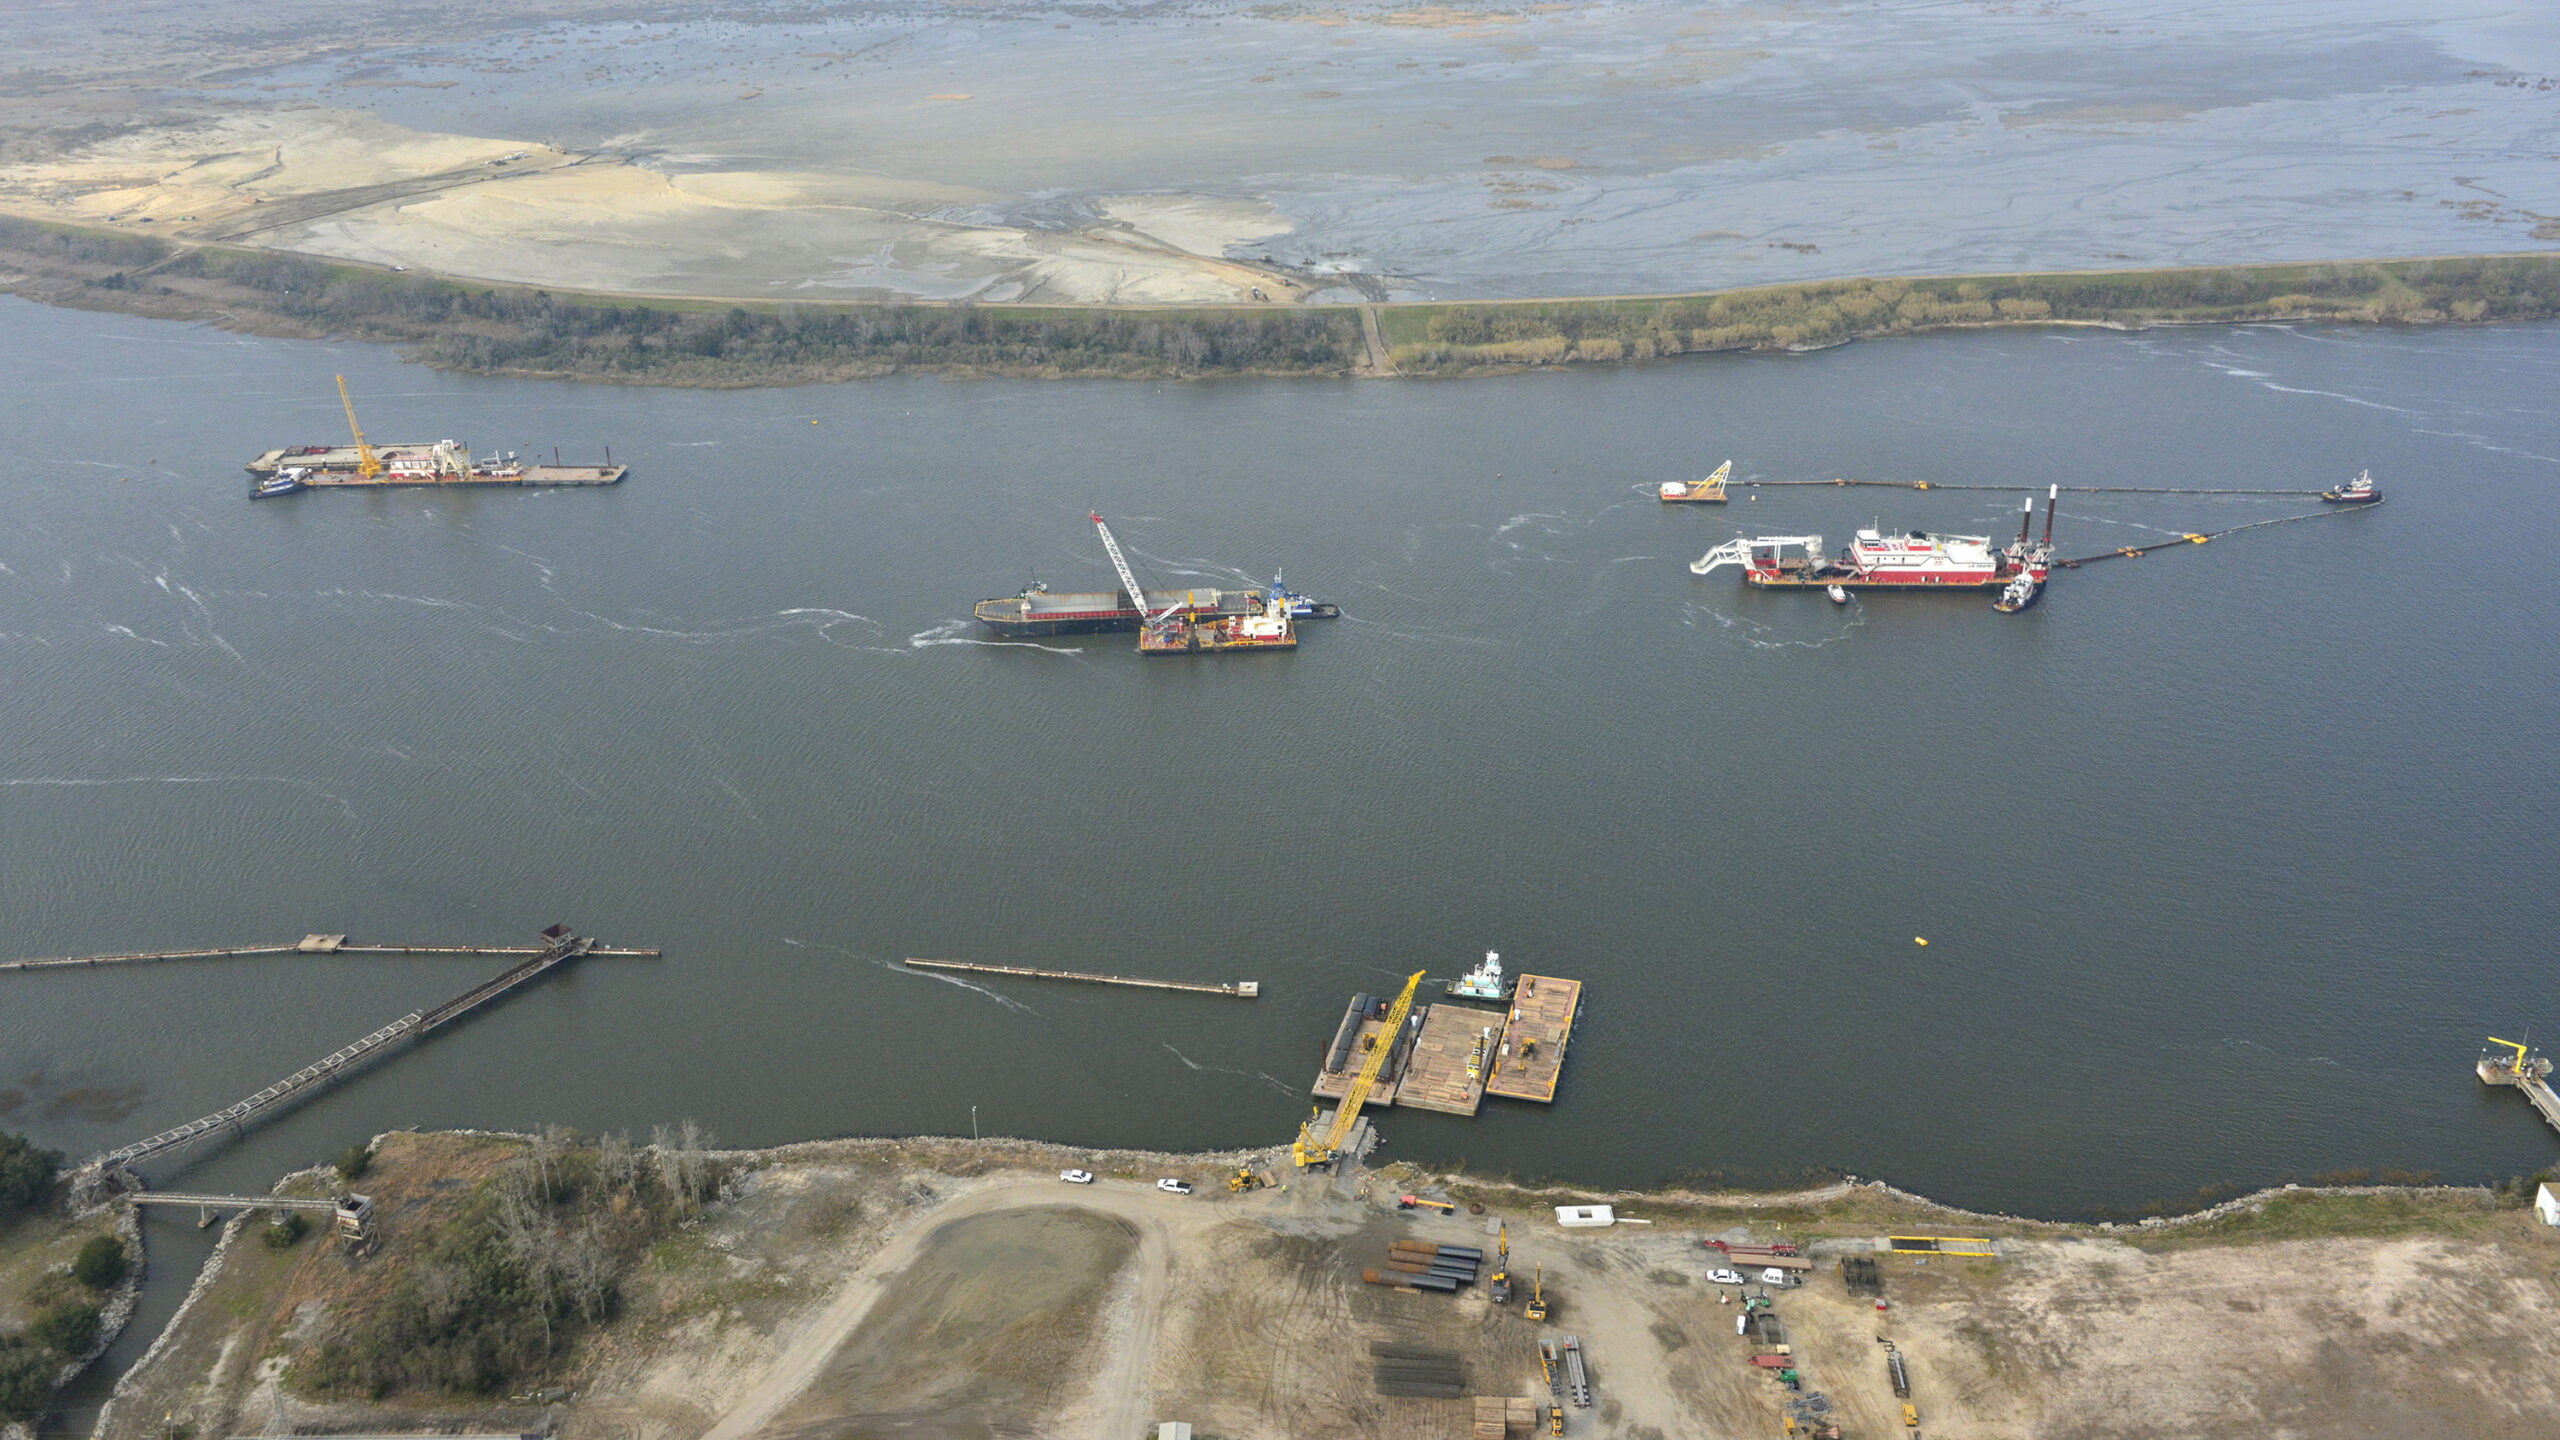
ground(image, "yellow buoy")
xmin=1914 ymin=937 xmax=1929 ymax=946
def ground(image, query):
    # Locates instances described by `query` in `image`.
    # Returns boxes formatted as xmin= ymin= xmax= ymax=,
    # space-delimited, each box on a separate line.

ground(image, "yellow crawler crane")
xmin=1294 ymin=969 xmax=1425 ymax=1169
xmin=336 ymin=374 xmax=384 ymax=479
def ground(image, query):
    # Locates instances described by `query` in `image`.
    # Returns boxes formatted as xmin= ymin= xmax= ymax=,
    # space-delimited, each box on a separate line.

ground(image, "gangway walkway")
xmin=81 ymin=926 xmax=617 ymax=1175
xmin=3 ymin=933 xmax=656 ymax=972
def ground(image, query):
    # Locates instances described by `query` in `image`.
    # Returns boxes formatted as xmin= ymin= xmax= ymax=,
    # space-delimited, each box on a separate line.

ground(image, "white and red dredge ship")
xmin=1692 ymin=485 xmax=2060 ymax=611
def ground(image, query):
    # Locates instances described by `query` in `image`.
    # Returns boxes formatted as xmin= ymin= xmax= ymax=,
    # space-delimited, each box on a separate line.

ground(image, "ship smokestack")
xmin=2016 ymin=494 xmax=2035 ymax=546
xmin=2041 ymin=484 xmax=2059 ymax=548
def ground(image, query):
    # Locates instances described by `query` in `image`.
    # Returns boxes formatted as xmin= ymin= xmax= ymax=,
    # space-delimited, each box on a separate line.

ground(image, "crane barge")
xmin=248 ymin=377 xmax=626 ymax=496
xmin=972 ymin=513 xmax=1331 ymax=651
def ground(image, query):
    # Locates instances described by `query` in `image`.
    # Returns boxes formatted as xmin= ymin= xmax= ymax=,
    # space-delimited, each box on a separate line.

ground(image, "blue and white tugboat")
xmin=1449 ymin=950 xmax=1514 ymax=1001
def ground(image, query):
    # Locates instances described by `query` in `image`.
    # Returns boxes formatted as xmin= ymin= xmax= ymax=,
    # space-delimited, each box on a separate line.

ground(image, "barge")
xmin=1660 ymin=460 xmax=1732 ymax=503
xmin=247 ymin=440 xmax=625 ymax=495
xmin=1137 ymin=588 xmax=1297 ymax=654
xmin=977 ymin=584 xmax=1278 ymax=637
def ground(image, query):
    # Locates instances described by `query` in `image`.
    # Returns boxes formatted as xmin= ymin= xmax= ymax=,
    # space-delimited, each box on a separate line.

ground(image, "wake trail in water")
xmin=783 ymin=937 xmax=1042 ymax=1015
xmin=907 ymin=618 xmax=1085 ymax=656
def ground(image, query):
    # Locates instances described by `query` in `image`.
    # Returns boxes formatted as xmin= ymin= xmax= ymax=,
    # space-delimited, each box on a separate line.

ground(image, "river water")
xmin=4 ymin=300 xmax=2558 ymax=1255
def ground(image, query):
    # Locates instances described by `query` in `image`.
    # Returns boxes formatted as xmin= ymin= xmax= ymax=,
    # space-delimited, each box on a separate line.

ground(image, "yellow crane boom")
xmin=2489 ymin=1036 xmax=2531 ymax=1079
xmin=1295 ymin=970 xmax=1425 ymax=1168
xmin=336 ymin=374 xmax=383 ymax=479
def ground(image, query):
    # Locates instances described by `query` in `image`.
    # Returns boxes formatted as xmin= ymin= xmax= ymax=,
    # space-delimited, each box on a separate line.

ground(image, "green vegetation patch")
xmin=296 ymin=1129 xmax=724 ymax=1399
xmin=1378 ymin=256 xmax=2560 ymax=372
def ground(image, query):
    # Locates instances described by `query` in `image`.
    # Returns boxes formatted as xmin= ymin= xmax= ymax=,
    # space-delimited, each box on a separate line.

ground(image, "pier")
xmin=2480 ymin=1039 xmax=2560 ymax=1137
xmin=1 ymin=934 xmax=657 ymax=973
xmin=81 ymin=925 xmax=632 ymax=1175
xmin=902 ymin=958 xmax=1257 ymax=997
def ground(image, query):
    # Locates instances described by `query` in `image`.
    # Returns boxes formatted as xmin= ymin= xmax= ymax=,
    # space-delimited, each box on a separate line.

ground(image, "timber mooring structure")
xmin=77 ymin=924 xmax=648 ymax=1177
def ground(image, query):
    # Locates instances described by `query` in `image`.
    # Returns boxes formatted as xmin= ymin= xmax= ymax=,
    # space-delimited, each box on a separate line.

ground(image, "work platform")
xmin=1485 ymin=974 xmax=1580 ymax=1103
xmin=1312 ymin=975 xmax=1581 ymax=1112
xmin=1392 ymin=1004 xmax=1506 ymax=1116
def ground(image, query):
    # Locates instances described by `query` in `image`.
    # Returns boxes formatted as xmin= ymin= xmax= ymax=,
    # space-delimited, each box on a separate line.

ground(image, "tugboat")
xmin=1449 ymin=951 xmax=1513 ymax=1001
xmin=251 ymin=467 xmax=309 ymax=499
xmin=2321 ymin=469 xmax=2382 ymax=504
xmin=1271 ymin=572 xmax=1341 ymax=619
xmin=1660 ymin=460 xmax=1732 ymax=503
xmin=1992 ymin=572 xmax=2040 ymax=613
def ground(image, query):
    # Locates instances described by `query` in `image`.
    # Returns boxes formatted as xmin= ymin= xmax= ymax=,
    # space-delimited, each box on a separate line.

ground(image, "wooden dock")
xmin=1392 ymin=1004 xmax=1507 ymax=1116
xmin=903 ymin=958 xmax=1257 ymax=997
xmin=1484 ymin=974 xmax=1581 ymax=1104
xmin=82 ymin=926 xmax=627 ymax=1174
xmin=2 ymin=934 xmax=656 ymax=973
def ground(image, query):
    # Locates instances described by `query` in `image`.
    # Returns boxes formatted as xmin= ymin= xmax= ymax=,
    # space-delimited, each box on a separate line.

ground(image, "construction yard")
xmin=92 ymin=1132 xmax=2560 ymax=1440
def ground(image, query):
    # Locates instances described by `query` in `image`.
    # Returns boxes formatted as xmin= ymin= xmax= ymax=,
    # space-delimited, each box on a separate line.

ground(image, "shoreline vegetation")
xmin=1 ymin=217 xmax=2556 ymax=385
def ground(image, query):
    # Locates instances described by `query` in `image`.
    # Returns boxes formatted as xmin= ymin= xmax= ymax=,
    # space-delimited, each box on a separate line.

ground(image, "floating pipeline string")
xmin=1739 ymin=478 xmax=2325 ymax=495
xmin=2055 ymin=499 xmax=2381 ymax=567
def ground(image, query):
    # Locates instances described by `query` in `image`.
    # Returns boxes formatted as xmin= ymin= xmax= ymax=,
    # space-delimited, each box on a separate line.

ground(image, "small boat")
xmin=1449 ymin=950 xmax=1513 ymax=1001
xmin=2321 ymin=469 xmax=2382 ymax=504
xmin=1826 ymin=584 xmax=1850 ymax=605
xmin=1660 ymin=460 xmax=1732 ymax=504
xmin=1993 ymin=573 xmax=2040 ymax=613
xmin=251 ymin=468 xmax=307 ymax=499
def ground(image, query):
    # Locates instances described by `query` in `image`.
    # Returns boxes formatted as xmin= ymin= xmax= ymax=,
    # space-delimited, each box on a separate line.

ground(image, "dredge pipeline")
xmin=2056 ymin=500 xmax=2381 ymax=566
xmin=1738 ymin=478 xmax=2327 ymax=495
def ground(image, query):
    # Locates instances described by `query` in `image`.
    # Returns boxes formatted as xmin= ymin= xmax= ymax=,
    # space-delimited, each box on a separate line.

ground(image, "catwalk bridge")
xmin=74 ymin=925 xmax=648 ymax=1176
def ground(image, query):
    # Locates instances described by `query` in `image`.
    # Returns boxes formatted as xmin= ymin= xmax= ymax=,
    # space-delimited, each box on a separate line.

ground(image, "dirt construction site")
xmin=99 ymin=1131 xmax=2560 ymax=1440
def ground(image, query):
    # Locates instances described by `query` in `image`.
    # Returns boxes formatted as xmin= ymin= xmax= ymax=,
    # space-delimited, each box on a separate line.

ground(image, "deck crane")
xmin=1294 ymin=969 xmax=1425 ymax=1169
xmin=1089 ymin=512 xmax=1180 ymax=637
xmin=335 ymin=374 xmax=384 ymax=479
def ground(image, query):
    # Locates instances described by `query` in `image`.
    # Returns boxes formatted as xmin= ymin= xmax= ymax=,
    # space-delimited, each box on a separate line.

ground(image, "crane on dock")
xmin=1295 ymin=969 xmax=1425 ymax=1169
xmin=336 ymin=375 xmax=383 ymax=479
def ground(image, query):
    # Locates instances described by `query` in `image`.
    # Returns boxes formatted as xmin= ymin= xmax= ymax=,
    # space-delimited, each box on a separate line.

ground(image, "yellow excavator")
xmin=1489 ymin=1221 xmax=1511 ymax=1304
xmin=1294 ymin=970 xmax=1425 ymax=1168
xmin=336 ymin=374 xmax=383 ymax=479
xmin=1525 ymin=1263 xmax=1547 ymax=1322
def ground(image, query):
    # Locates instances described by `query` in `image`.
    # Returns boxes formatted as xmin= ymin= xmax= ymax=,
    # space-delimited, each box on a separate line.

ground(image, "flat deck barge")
xmin=1392 ymin=1003 xmax=1508 ymax=1116
xmin=1314 ymin=997 xmax=1410 ymax=1108
xmin=1484 ymin=974 xmax=1580 ymax=1103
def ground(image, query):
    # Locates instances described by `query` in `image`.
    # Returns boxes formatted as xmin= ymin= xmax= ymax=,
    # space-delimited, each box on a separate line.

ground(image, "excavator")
xmin=1489 ymin=1221 xmax=1511 ymax=1304
xmin=1525 ymin=1263 xmax=1548 ymax=1322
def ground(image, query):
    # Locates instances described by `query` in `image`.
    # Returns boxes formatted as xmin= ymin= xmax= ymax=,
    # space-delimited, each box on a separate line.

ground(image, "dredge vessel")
xmin=247 ymin=377 xmax=624 ymax=496
xmin=1694 ymin=486 xmax=2059 ymax=610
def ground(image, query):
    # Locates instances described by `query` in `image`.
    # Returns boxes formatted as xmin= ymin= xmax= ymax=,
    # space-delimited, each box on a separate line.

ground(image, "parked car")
xmin=1156 ymin=1178 xmax=1194 ymax=1195
xmin=1060 ymin=1169 xmax=1095 ymax=1185
xmin=1707 ymin=1267 xmax=1745 ymax=1286
xmin=1761 ymin=1267 xmax=1798 ymax=1288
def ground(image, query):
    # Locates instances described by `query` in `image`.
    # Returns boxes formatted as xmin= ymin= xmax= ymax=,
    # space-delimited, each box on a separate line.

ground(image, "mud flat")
xmin=91 ymin=1130 xmax=2560 ymax=1440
